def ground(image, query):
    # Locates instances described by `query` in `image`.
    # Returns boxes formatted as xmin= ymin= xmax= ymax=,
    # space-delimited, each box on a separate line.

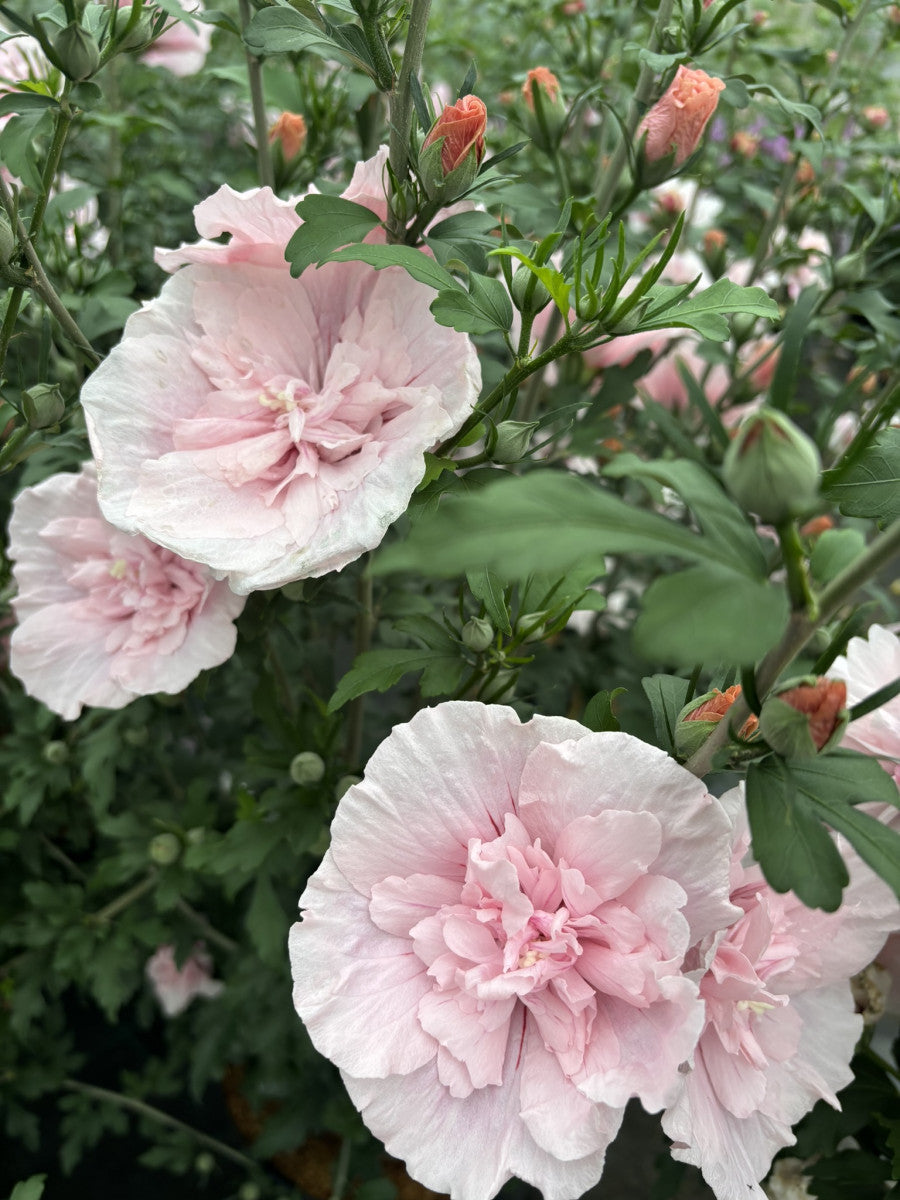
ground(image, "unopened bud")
xmin=185 ymin=826 xmax=205 ymax=845
xmin=759 ymin=676 xmax=848 ymax=759
xmin=194 ymin=1152 xmax=215 ymax=1176
xmin=831 ymin=250 xmax=867 ymax=288
xmin=268 ymin=111 xmax=307 ymax=162
xmin=492 ymin=420 xmax=538 ymax=464
xmin=238 ymin=1186 xmax=261 ymax=1200
xmin=675 ymin=686 xmax=757 ymax=757
xmin=515 ymin=612 xmax=547 ymax=643
xmin=289 ymin=751 xmax=325 ymax=785
xmin=335 ymin=774 xmax=362 ymax=800
xmin=723 ymin=409 xmax=821 ymax=522
xmin=702 ymin=228 xmax=727 ymax=264
xmin=22 ymin=383 xmax=65 ymax=430
xmin=0 ymin=212 xmax=15 ymax=264
xmin=53 ymin=23 xmax=101 ymax=81
xmin=148 ymin=832 xmax=182 ymax=865
xmin=521 ymin=66 xmax=567 ymax=148
xmin=124 ymin=725 xmax=149 ymax=747
xmin=42 ymin=739 xmax=69 ymax=765
xmin=461 ymin=617 xmax=494 ymax=653
xmin=510 ymin=265 xmax=551 ymax=315
xmin=420 ymin=95 xmax=487 ymax=202
xmin=484 ymin=667 xmax=517 ymax=702
xmin=114 ymin=7 xmax=156 ymax=51
xmin=862 ymin=105 xmax=890 ymax=130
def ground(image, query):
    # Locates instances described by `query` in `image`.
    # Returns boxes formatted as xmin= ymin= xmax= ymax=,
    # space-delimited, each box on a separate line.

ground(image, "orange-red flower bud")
xmin=799 ymin=515 xmax=834 ymax=539
xmin=703 ymin=228 xmax=727 ymax=256
xmin=863 ymin=105 xmax=890 ymax=130
xmin=730 ymin=130 xmax=759 ymax=158
xmin=522 ymin=66 xmax=561 ymax=111
xmin=638 ymin=65 xmax=725 ymax=166
xmin=423 ymin=95 xmax=487 ymax=175
xmin=683 ymin=685 xmax=758 ymax=736
xmin=775 ymin=678 xmax=847 ymax=750
xmin=268 ymin=111 xmax=307 ymax=162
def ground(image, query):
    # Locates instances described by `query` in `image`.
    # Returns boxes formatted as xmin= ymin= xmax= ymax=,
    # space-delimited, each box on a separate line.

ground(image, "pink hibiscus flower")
xmin=7 ymin=463 xmax=244 ymax=720
xmin=289 ymin=702 xmax=739 ymax=1200
xmin=830 ymin=624 xmax=900 ymax=787
xmin=662 ymin=802 xmax=898 ymax=1200
xmin=81 ymin=166 xmax=481 ymax=594
xmin=146 ymin=943 xmax=224 ymax=1016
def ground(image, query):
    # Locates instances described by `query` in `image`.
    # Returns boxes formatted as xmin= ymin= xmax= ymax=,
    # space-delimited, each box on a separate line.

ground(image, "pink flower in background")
xmin=82 ymin=181 xmax=481 ymax=594
xmin=831 ymin=624 xmax=900 ymax=786
xmin=290 ymin=702 xmax=738 ymax=1200
xmin=7 ymin=464 xmax=244 ymax=720
xmin=636 ymin=339 xmax=730 ymax=411
xmin=638 ymin=66 xmax=725 ymax=166
xmin=146 ymin=944 xmax=224 ymax=1016
xmin=662 ymin=803 xmax=898 ymax=1200
xmin=133 ymin=1 xmax=213 ymax=77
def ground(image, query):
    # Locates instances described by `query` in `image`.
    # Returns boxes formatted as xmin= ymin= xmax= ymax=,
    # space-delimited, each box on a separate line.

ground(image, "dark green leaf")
xmin=0 ymin=109 xmax=53 ymax=192
xmin=430 ymin=272 xmax=513 ymax=334
xmin=746 ymin=756 xmax=849 ymax=911
xmin=329 ymin=241 xmax=457 ymax=291
xmin=640 ymin=279 xmax=779 ymax=340
xmin=328 ymin=648 xmax=463 ymax=710
xmin=467 ymin=568 xmax=512 ymax=635
xmin=243 ymin=6 xmax=368 ymax=70
xmin=823 ymin=428 xmax=900 ymax=523
xmin=284 ymin=196 xmax=381 ymax=277
xmin=9 ymin=1178 xmax=47 ymax=1200
xmin=245 ymin=872 xmax=287 ymax=968
xmin=770 ymin=285 xmax=821 ymax=411
xmin=0 ymin=92 xmax=57 ymax=117
xmin=583 ymin=689 xmax=625 ymax=732
xmin=642 ymin=674 xmax=690 ymax=754
xmin=809 ymin=529 xmax=867 ymax=587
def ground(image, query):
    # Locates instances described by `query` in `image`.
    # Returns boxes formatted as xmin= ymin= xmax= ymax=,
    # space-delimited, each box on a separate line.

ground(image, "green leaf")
xmin=0 ymin=109 xmax=53 ymax=192
xmin=640 ymin=279 xmax=779 ymax=341
xmin=0 ymin=92 xmax=57 ymax=117
xmin=823 ymin=428 xmax=900 ymax=523
xmin=809 ymin=528 xmax=867 ymax=587
xmin=467 ymin=568 xmax=512 ymax=635
xmin=745 ymin=83 xmax=825 ymax=140
xmin=284 ymin=195 xmax=380 ymax=277
xmin=642 ymin=675 xmax=690 ymax=754
xmin=9 ymin=1177 xmax=47 ymax=1200
xmin=243 ymin=6 xmax=369 ymax=72
xmin=635 ymin=563 xmax=788 ymax=665
xmin=746 ymin=756 xmax=849 ymax=911
xmin=245 ymin=871 xmax=287 ymax=968
xmin=375 ymin=472 xmax=742 ymax=581
xmin=328 ymin=241 xmax=457 ymax=292
xmin=786 ymin=750 xmax=900 ymax=810
xmin=770 ymin=284 xmax=821 ymax=411
xmin=583 ymin=689 xmax=625 ymax=732
xmin=430 ymin=273 xmax=514 ymax=334
xmin=328 ymin=648 xmax=462 ymax=710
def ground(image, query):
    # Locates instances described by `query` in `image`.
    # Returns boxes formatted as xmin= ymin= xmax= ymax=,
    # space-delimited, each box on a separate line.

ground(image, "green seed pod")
xmin=492 ymin=420 xmax=538 ymax=465
xmin=22 ymin=383 xmax=65 ymax=430
xmin=148 ymin=832 xmax=182 ymax=866
xmin=722 ymin=409 xmax=821 ymax=523
xmin=289 ymin=750 xmax=326 ymax=785
xmin=42 ymin=739 xmax=69 ymax=766
xmin=461 ymin=616 xmax=494 ymax=653
xmin=53 ymin=22 xmax=101 ymax=81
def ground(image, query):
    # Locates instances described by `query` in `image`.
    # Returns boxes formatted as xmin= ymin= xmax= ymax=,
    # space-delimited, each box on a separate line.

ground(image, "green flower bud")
xmin=510 ymin=265 xmax=551 ymax=315
xmin=22 ymin=383 xmax=65 ymax=430
xmin=461 ymin=616 xmax=494 ymax=653
xmin=514 ymin=612 xmax=547 ymax=644
xmin=0 ymin=212 xmax=15 ymax=265
xmin=722 ymin=410 xmax=821 ymax=523
xmin=42 ymin=739 xmax=69 ymax=766
xmin=289 ymin=750 xmax=326 ymax=785
xmin=123 ymin=725 xmax=149 ymax=747
xmin=194 ymin=1152 xmax=215 ymax=1176
xmin=831 ymin=250 xmax=867 ymax=289
xmin=53 ymin=23 xmax=101 ymax=81
xmin=335 ymin=774 xmax=362 ymax=800
xmin=492 ymin=420 xmax=538 ymax=465
xmin=673 ymin=686 xmax=757 ymax=758
xmin=148 ymin=832 xmax=182 ymax=865
xmin=484 ymin=668 xmax=517 ymax=703
xmin=759 ymin=676 xmax=848 ymax=760
xmin=185 ymin=826 xmax=205 ymax=846
xmin=113 ymin=7 xmax=156 ymax=52
xmin=238 ymin=1186 xmax=261 ymax=1200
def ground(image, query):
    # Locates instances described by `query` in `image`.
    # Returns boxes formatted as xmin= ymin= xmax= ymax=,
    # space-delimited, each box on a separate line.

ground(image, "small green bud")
xmin=484 ymin=668 xmax=517 ymax=703
xmin=289 ymin=751 xmax=326 ymax=785
xmin=492 ymin=420 xmax=538 ymax=465
xmin=510 ymin=265 xmax=551 ymax=315
xmin=185 ymin=826 xmax=205 ymax=846
xmin=831 ymin=251 xmax=867 ymax=289
xmin=0 ymin=212 xmax=15 ymax=265
xmin=42 ymin=739 xmax=69 ymax=766
xmin=759 ymin=676 xmax=848 ymax=760
xmin=514 ymin=612 xmax=547 ymax=644
xmin=461 ymin=616 xmax=494 ymax=653
xmin=238 ymin=1186 xmax=262 ymax=1200
xmin=113 ymin=7 xmax=156 ymax=52
xmin=722 ymin=409 xmax=821 ymax=523
xmin=335 ymin=774 xmax=362 ymax=800
xmin=123 ymin=725 xmax=149 ymax=747
xmin=148 ymin=832 xmax=182 ymax=865
xmin=22 ymin=383 xmax=65 ymax=430
xmin=194 ymin=1152 xmax=215 ymax=1176
xmin=53 ymin=23 xmax=101 ymax=81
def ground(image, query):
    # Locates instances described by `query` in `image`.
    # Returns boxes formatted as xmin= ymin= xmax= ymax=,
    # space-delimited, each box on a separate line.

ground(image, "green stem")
xmin=775 ymin=519 xmax=816 ymax=615
xmin=825 ymin=0 xmax=875 ymax=92
xmin=86 ymin=873 xmax=157 ymax=925
xmin=386 ymin=0 xmax=431 ymax=243
xmin=685 ymin=517 xmax=900 ymax=777
xmin=175 ymin=898 xmax=239 ymax=954
xmin=593 ymin=0 xmax=676 ymax=211
xmin=741 ymin=156 xmax=796 ymax=286
xmin=60 ymin=1079 xmax=258 ymax=1171
xmin=238 ymin=0 xmax=274 ymax=190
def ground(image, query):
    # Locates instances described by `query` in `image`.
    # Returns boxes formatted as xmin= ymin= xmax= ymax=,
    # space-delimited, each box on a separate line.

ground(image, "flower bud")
xmin=722 ymin=409 xmax=821 ymax=523
xmin=675 ymin=685 xmax=757 ymax=757
xmin=22 ymin=383 xmax=65 ymax=430
xmin=702 ymin=228 xmax=727 ymax=269
xmin=515 ymin=612 xmax=547 ymax=644
xmin=114 ymin=7 xmax=156 ymax=52
xmin=484 ymin=667 xmax=517 ymax=702
xmin=335 ymin=774 xmax=362 ymax=800
xmin=862 ymin=105 xmax=890 ymax=130
xmin=831 ymin=250 xmax=867 ymax=289
xmin=420 ymin=96 xmax=486 ymax=201
xmin=510 ymin=265 xmax=551 ymax=315
xmin=42 ymin=739 xmax=70 ymax=766
xmin=148 ymin=832 xmax=182 ymax=865
xmin=238 ymin=1186 xmax=261 ymax=1200
xmin=462 ymin=616 xmax=494 ymax=653
xmin=492 ymin=419 xmax=538 ymax=464
xmin=0 ymin=212 xmax=15 ymax=265
xmin=53 ymin=23 xmax=101 ymax=81
xmin=268 ymin=111 xmax=307 ymax=163
xmin=759 ymin=676 xmax=848 ymax=759
xmin=194 ymin=1152 xmax=216 ymax=1176
xmin=637 ymin=66 xmax=725 ymax=172
xmin=521 ymin=67 xmax=567 ymax=148
xmin=289 ymin=750 xmax=325 ymax=785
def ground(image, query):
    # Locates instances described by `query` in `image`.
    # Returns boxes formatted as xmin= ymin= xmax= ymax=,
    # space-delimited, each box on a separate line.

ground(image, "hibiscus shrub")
xmin=1 ymin=2 xmax=900 ymax=1200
